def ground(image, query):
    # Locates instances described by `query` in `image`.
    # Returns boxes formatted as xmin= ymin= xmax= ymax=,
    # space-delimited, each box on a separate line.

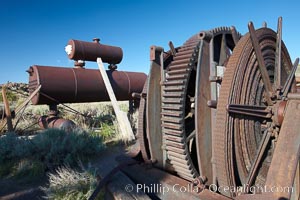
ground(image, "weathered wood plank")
xmin=97 ymin=58 xmax=135 ymax=141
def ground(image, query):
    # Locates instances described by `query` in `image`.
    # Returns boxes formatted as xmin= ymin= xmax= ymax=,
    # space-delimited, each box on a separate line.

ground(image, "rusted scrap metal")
xmin=65 ymin=39 xmax=123 ymax=64
xmin=132 ymin=18 xmax=299 ymax=200
xmin=264 ymin=100 xmax=300 ymax=200
xmin=27 ymin=65 xmax=147 ymax=105
xmin=22 ymin=18 xmax=300 ymax=200
xmin=38 ymin=115 xmax=75 ymax=130
xmin=119 ymin=156 xmax=231 ymax=200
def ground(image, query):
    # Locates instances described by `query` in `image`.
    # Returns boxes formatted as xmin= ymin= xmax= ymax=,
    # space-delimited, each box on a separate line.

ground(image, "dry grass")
xmin=1 ymin=100 xmax=138 ymax=142
xmin=41 ymin=164 xmax=101 ymax=200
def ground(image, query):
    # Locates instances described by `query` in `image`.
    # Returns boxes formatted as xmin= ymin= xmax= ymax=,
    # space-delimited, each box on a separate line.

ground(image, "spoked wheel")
xmin=215 ymin=19 xmax=299 ymax=198
xmin=162 ymin=27 xmax=240 ymax=182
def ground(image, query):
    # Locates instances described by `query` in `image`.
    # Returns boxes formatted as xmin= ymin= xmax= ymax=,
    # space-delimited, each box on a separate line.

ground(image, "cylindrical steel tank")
xmin=65 ymin=39 xmax=123 ymax=64
xmin=27 ymin=65 xmax=147 ymax=105
xmin=38 ymin=116 xmax=76 ymax=130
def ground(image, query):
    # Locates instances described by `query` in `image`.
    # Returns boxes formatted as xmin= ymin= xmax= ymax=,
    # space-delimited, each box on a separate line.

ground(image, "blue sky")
xmin=0 ymin=0 xmax=299 ymax=83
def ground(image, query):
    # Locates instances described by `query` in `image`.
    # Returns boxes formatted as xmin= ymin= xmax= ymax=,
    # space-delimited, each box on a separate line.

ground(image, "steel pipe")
xmin=27 ymin=65 xmax=147 ymax=105
xmin=65 ymin=39 xmax=123 ymax=64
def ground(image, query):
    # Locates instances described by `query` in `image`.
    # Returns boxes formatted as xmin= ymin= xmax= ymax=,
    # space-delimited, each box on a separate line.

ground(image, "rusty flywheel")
xmin=214 ymin=19 xmax=299 ymax=198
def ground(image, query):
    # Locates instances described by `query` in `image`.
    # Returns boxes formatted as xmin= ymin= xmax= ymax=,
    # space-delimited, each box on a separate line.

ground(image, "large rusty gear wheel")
xmin=162 ymin=27 xmax=240 ymax=181
xmin=214 ymin=21 xmax=297 ymax=198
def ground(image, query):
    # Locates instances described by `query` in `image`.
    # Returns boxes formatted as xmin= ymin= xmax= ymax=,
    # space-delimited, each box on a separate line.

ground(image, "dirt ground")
xmin=0 ymin=143 xmax=128 ymax=200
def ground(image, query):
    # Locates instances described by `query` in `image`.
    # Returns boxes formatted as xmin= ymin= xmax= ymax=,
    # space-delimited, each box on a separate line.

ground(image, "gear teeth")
xmin=162 ymin=35 xmax=201 ymax=182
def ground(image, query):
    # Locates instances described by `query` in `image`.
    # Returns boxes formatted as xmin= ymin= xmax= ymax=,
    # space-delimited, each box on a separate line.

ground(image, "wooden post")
xmin=97 ymin=58 xmax=135 ymax=141
xmin=2 ymin=86 xmax=13 ymax=132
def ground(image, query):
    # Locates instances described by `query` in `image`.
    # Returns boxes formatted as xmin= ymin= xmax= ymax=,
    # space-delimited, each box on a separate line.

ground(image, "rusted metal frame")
xmin=97 ymin=57 xmax=135 ymax=141
xmin=209 ymin=35 xmax=218 ymax=186
xmin=120 ymin=157 xmax=231 ymax=200
xmin=147 ymin=45 xmax=165 ymax=167
xmin=195 ymin=40 xmax=204 ymax=177
xmin=245 ymin=130 xmax=272 ymax=189
xmin=264 ymin=100 xmax=300 ymax=199
xmin=226 ymin=104 xmax=272 ymax=119
xmin=275 ymin=17 xmax=282 ymax=89
xmin=248 ymin=22 xmax=274 ymax=105
xmin=282 ymin=58 xmax=299 ymax=97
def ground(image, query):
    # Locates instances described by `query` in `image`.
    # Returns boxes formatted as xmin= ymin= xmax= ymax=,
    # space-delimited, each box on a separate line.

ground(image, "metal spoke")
xmin=246 ymin=130 xmax=272 ymax=189
xmin=219 ymin=34 xmax=228 ymax=65
xmin=275 ymin=17 xmax=282 ymax=88
xmin=248 ymin=22 xmax=274 ymax=106
xmin=168 ymin=41 xmax=177 ymax=56
xmin=227 ymin=104 xmax=272 ymax=119
xmin=230 ymin=26 xmax=239 ymax=45
xmin=282 ymin=58 xmax=300 ymax=97
xmin=186 ymin=130 xmax=196 ymax=143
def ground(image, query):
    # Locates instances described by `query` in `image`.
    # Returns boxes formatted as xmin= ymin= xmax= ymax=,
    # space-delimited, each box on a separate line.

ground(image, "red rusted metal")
xmin=119 ymin=156 xmax=231 ymax=200
xmin=65 ymin=39 xmax=123 ymax=64
xmin=38 ymin=115 xmax=75 ymax=130
xmin=27 ymin=65 xmax=147 ymax=105
xmin=276 ymin=100 xmax=287 ymax=126
xmin=264 ymin=100 xmax=300 ymax=200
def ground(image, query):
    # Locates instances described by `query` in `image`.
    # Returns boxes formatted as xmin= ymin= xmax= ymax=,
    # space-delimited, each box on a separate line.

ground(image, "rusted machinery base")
xmin=99 ymin=155 xmax=229 ymax=200
xmin=103 ymin=154 xmax=296 ymax=200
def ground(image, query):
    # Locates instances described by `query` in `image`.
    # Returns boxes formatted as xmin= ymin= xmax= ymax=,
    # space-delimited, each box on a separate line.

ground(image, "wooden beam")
xmin=97 ymin=58 xmax=135 ymax=141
